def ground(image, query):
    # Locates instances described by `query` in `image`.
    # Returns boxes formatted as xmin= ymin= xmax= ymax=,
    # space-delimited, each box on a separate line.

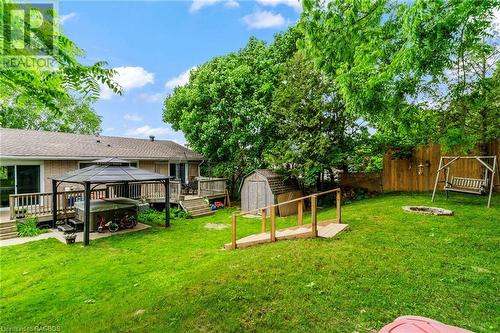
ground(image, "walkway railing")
xmin=230 ymin=188 xmax=342 ymax=249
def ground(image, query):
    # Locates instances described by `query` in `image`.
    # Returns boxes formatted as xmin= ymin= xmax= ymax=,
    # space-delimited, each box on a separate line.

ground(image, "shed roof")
xmin=52 ymin=158 xmax=170 ymax=184
xmin=0 ymin=128 xmax=203 ymax=160
xmin=241 ymin=169 xmax=299 ymax=195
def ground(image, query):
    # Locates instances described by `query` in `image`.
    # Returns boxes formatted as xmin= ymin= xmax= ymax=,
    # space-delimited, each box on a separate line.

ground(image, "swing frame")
xmin=431 ymin=156 xmax=498 ymax=208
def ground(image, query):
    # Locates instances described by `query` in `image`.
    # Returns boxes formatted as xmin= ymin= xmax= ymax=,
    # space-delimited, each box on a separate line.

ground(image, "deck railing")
xmin=8 ymin=178 xmax=227 ymax=221
xmin=9 ymin=189 xmax=107 ymax=220
xmin=197 ymin=177 xmax=227 ymax=197
xmin=230 ymin=188 xmax=342 ymax=250
xmin=106 ymin=181 xmax=182 ymax=202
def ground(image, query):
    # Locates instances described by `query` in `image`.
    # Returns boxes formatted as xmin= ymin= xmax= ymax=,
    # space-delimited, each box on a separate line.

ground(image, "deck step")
xmin=0 ymin=231 xmax=18 ymax=240
xmin=191 ymin=210 xmax=215 ymax=218
xmin=0 ymin=225 xmax=17 ymax=234
xmin=180 ymin=198 xmax=214 ymax=218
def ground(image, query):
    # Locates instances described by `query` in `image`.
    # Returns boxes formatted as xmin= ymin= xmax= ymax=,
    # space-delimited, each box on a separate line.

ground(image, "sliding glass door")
xmin=0 ymin=166 xmax=15 ymax=208
xmin=17 ymin=165 xmax=40 ymax=194
xmin=0 ymin=165 xmax=41 ymax=208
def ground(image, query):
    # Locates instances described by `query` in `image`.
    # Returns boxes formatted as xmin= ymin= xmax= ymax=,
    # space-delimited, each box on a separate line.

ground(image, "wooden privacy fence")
xmin=382 ymin=141 xmax=500 ymax=192
xmin=230 ymin=188 xmax=342 ymax=250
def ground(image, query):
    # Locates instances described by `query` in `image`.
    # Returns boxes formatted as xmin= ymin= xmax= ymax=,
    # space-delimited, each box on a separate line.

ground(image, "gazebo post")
xmin=164 ymin=179 xmax=170 ymax=227
xmin=52 ymin=180 xmax=58 ymax=228
xmin=83 ymin=181 xmax=91 ymax=246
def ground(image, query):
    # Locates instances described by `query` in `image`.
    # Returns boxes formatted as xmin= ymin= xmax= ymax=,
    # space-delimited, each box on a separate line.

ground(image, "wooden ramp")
xmin=224 ymin=221 xmax=348 ymax=250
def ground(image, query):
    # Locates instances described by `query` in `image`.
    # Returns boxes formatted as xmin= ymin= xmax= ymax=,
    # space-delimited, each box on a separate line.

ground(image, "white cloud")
xmin=126 ymin=125 xmax=173 ymax=138
xmin=190 ymin=0 xmax=220 ymax=13
xmin=100 ymin=66 xmax=155 ymax=100
xmin=225 ymin=0 xmax=240 ymax=8
xmin=190 ymin=0 xmax=239 ymax=12
xmin=124 ymin=113 xmax=143 ymax=122
xmin=165 ymin=67 xmax=197 ymax=89
xmin=60 ymin=12 xmax=77 ymax=25
xmin=242 ymin=10 xmax=286 ymax=29
xmin=139 ymin=92 xmax=166 ymax=103
xmin=257 ymin=0 xmax=302 ymax=12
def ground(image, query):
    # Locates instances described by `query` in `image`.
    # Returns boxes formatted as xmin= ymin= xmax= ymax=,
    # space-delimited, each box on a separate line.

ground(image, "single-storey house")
xmin=0 ymin=128 xmax=203 ymax=213
xmin=239 ymin=169 xmax=302 ymax=217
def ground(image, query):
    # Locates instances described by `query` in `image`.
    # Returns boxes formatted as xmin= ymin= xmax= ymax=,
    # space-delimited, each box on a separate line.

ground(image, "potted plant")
xmin=64 ymin=233 xmax=77 ymax=244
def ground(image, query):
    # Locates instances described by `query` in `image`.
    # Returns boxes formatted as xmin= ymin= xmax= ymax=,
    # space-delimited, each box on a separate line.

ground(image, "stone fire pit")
xmin=402 ymin=206 xmax=453 ymax=216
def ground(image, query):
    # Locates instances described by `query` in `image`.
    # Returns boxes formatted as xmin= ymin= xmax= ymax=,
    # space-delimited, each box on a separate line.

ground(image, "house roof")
xmin=0 ymin=128 xmax=203 ymax=161
xmin=240 ymin=169 xmax=299 ymax=195
xmin=52 ymin=158 xmax=171 ymax=184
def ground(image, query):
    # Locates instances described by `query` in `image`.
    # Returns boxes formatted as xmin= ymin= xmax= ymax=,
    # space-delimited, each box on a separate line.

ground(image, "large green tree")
xmin=300 ymin=0 xmax=500 ymax=153
xmin=164 ymin=30 xmax=300 ymax=195
xmin=265 ymin=52 xmax=375 ymax=187
xmin=0 ymin=1 xmax=120 ymax=133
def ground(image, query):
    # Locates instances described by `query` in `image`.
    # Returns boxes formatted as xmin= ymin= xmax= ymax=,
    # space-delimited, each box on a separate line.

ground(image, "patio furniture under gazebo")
xmin=51 ymin=158 xmax=171 ymax=246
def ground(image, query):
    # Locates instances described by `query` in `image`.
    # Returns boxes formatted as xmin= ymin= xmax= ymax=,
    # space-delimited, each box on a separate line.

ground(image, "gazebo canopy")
xmin=52 ymin=157 xmax=171 ymax=184
xmin=51 ymin=157 xmax=171 ymax=246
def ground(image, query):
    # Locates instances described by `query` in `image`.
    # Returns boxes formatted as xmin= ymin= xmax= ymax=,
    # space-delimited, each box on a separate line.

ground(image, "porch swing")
xmin=431 ymin=156 xmax=498 ymax=208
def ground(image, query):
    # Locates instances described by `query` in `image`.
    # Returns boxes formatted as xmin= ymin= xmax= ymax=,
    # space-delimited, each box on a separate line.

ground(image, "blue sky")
xmin=59 ymin=0 xmax=302 ymax=144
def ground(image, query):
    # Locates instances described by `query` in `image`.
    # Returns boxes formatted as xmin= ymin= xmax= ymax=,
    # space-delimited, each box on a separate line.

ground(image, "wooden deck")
xmin=224 ymin=221 xmax=348 ymax=250
xmin=7 ymin=178 xmax=228 ymax=222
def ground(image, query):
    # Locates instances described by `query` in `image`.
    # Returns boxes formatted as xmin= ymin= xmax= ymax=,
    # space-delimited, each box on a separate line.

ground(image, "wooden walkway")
xmin=224 ymin=221 xmax=348 ymax=250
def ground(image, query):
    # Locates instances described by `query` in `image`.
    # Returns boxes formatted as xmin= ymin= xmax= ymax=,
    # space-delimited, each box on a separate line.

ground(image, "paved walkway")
xmin=0 ymin=223 xmax=151 ymax=247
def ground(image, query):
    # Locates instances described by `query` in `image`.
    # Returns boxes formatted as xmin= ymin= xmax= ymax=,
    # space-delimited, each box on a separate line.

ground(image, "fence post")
xmin=311 ymin=195 xmax=318 ymax=237
xmin=270 ymin=206 xmax=276 ymax=242
xmin=261 ymin=209 xmax=266 ymax=233
xmin=336 ymin=190 xmax=342 ymax=223
xmin=231 ymin=213 xmax=237 ymax=249
xmin=298 ymin=199 xmax=303 ymax=225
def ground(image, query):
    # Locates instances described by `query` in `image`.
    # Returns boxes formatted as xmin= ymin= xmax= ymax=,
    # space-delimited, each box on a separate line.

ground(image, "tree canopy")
xmin=300 ymin=0 xmax=500 ymax=153
xmin=164 ymin=30 xmax=301 ymax=193
xmin=164 ymin=0 xmax=500 ymax=192
xmin=0 ymin=1 xmax=121 ymax=134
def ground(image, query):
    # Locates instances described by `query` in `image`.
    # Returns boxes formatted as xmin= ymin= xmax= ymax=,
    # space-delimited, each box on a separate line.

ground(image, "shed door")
xmin=247 ymin=181 xmax=267 ymax=212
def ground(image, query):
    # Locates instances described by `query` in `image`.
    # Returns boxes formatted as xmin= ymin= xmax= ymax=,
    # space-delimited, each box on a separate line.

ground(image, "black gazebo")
xmin=51 ymin=158 xmax=171 ymax=246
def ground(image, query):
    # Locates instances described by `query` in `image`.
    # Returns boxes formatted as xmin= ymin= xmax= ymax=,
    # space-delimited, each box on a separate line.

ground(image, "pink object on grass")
xmin=379 ymin=316 xmax=474 ymax=333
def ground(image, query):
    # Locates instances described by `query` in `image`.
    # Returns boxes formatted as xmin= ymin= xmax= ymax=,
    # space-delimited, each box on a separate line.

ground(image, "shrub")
xmin=170 ymin=208 xmax=192 ymax=220
xmin=17 ymin=217 xmax=47 ymax=237
xmin=138 ymin=209 xmax=163 ymax=225
xmin=138 ymin=208 xmax=192 ymax=226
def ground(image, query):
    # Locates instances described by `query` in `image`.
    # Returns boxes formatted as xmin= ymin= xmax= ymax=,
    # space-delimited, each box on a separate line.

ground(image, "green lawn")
xmin=1 ymin=193 xmax=499 ymax=332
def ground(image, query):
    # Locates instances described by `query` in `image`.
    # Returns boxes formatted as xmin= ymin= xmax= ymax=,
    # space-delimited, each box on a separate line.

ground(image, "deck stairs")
xmin=180 ymin=197 xmax=214 ymax=218
xmin=0 ymin=221 xmax=18 ymax=240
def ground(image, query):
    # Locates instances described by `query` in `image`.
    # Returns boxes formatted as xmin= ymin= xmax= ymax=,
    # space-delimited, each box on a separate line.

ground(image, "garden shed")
xmin=239 ymin=169 xmax=302 ymax=217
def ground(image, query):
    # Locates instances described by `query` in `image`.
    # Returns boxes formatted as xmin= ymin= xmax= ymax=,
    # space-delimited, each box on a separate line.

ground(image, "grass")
xmin=0 ymin=193 xmax=499 ymax=332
